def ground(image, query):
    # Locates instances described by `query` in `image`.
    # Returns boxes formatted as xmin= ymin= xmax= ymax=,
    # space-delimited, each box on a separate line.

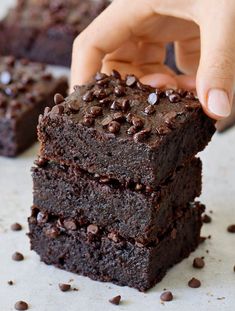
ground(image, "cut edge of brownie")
xmin=28 ymin=201 xmax=204 ymax=291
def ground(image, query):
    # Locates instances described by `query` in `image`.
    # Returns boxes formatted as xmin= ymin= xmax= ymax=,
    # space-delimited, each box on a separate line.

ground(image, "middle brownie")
xmin=32 ymin=157 xmax=202 ymax=244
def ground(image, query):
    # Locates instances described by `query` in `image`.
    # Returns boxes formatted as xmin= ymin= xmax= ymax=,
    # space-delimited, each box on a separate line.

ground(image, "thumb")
xmin=196 ymin=12 xmax=235 ymax=120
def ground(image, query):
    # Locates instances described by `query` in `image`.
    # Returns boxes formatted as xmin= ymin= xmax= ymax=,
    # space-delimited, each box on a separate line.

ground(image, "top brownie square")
xmin=38 ymin=71 xmax=215 ymax=188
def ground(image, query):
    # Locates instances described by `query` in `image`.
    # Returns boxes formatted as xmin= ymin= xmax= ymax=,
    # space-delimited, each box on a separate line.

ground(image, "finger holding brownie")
xmin=71 ymin=0 xmax=235 ymax=121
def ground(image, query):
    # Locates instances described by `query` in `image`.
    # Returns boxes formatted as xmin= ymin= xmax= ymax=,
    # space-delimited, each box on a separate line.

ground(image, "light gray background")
xmin=0 ymin=1 xmax=235 ymax=310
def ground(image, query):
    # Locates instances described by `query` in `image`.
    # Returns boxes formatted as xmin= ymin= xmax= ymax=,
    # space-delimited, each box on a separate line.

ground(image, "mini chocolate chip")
xmin=110 ymin=101 xmax=121 ymax=110
xmin=185 ymin=91 xmax=195 ymax=100
xmin=147 ymin=93 xmax=158 ymax=105
xmin=133 ymin=128 xmax=151 ymax=143
xmin=165 ymin=89 xmax=175 ymax=96
xmin=132 ymin=116 xmax=144 ymax=129
xmin=0 ymin=71 xmax=12 ymax=84
xmin=178 ymin=89 xmax=188 ymax=97
xmin=82 ymin=115 xmax=94 ymax=127
xmin=127 ymin=126 xmax=138 ymax=135
xmin=126 ymin=112 xmax=133 ymax=123
xmin=101 ymin=116 xmax=113 ymax=127
xmin=144 ymin=105 xmax=155 ymax=115
xmin=121 ymin=99 xmax=130 ymax=111
xmin=202 ymin=214 xmax=212 ymax=223
xmin=109 ymin=295 xmax=121 ymax=305
xmin=93 ymin=89 xmax=107 ymax=100
xmin=113 ymin=112 xmax=125 ymax=122
xmin=114 ymin=86 xmax=126 ymax=97
xmin=82 ymin=91 xmax=94 ymax=102
xmin=99 ymin=98 xmax=111 ymax=105
xmin=193 ymin=257 xmax=205 ymax=269
xmin=51 ymin=104 xmax=64 ymax=116
xmin=188 ymin=277 xmax=201 ymax=288
xmin=160 ymin=291 xmax=173 ymax=302
xmin=126 ymin=75 xmax=136 ymax=87
xmin=12 ymin=252 xmax=24 ymax=261
xmin=35 ymin=157 xmax=48 ymax=167
xmin=11 ymin=223 xmax=22 ymax=231
xmin=89 ymin=106 xmax=103 ymax=117
xmin=54 ymin=93 xmax=64 ymax=105
xmin=169 ymin=93 xmax=181 ymax=103
xmin=111 ymin=70 xmax=121 ymax=79
xmin=59 ymin=283 xmax=71 ymax=292
xmin=87 ymin=224 xmax=99 ymax=235
xmin=14 ymin=301 xmax=28 ymax=310
xmin=96 ymin=77 xmax=110 ymax=86
xmin=95 ymin=72 xmax=107 ymax=81
xmin=68 ymin=100 xmax=80 ymax=112
xmin=8 ymin=280 xmax=14 ymax=285
xmin=37 ymin=212 xmax=48 ymax=224
xmin=227 ymin=224 xmax=235 ymax=233
xmin=108 ymin=121 xmax=120 ymax=134
xmin=63 ymin=219 xmax=77 ymax=231
xmin=45 ymin=227 xmax=59 ymax=239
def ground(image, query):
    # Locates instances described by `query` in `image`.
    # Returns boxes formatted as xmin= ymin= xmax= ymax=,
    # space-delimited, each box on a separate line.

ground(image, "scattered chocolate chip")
xmin=14 ymin=301 xmax=28 ymax=310
xmin=101 ymin=116 xmax=113 ymax=127
xmin=208 ymin=235 xmax=211 ymax=239
xmin=160 ymin=291 xmax=173 ymax=302
xmin=35 ymin=157 xmax=48 ymax=167
xmin=111 ymin=70 xmax=121 ymax=79
xmin=54 ymin=93 xmax=64 ymax=105
xmin=165 ymin=89 xmax=175 ymax=96
xmin=185 ymin=91 xmax=195 ymax=100
xmin=108 ymin=121 xmax=120 ymax=134
xmin=82 ymin=91 xmax=94 ymax=102
xmin=110 ymin=101 xmax=121 ymax=111
xmin=113 ymin=112 xmax=125 ymax=122
xmin=51 ymin=104 xmax=64 ymax=116
xmin=89 ymin=105 xmax=102 ymax=117
xmin=188 ymin=277 xmax=201 ymax=288
xmin=177 ymin=89 xmax=188 ymax=97
xmin=109 ymin=295 xmax=121 ymax=305
xmin=144 ymin=105 xmax=155 ymax=115
xmin=68 ymin=100 xmax=80 ymax=112
xmin=12 ymin=252 xmax=24 ymax=261
xmin=147 ymin=93 xmax=158 ymax=105
xmin=202 ymin=214 xmax=212 ymax=223
xmin=45 ymin=227 xmax=59 ymax=239
xmin=59 ymin=283 xmax=71 ymax=292
xmin=193 ymin=257 xmax=205 ymax=269
xmin=97 ymin=77 xmax=110 ymax=86
xmin=114 ymin=86 xmax=126 ymax=97
xmin=121 ymin=99 xmax=130 ymax=111
xmin=126 ymin=112 xmax=133 ymax=123
xmin=82 ymin=114 xmax=94 ymax=127
xmin=0 ymin=71 xmax=12 ymax=84
xmin=127 ymin=126 xmax=138 ymax=135
xmin=133 ymin=128 xmax=151 ymax=143
xmin=93 ymin=89 xmax=107 ymax=100
xmin=227 ymin=224 xmax=235 ymax=233
xmin=95 ymin=72 xmax=107 ymax=81
xmin=99 ymin=98 xmax=111 ymax=106
xmin=37 ymin=212 xmax=48 ymax=224
xmin=8 ymin=280 xmax=14 ymax=285
xmin=126 ymin=75 xmax=136 ymax=87
xmin=87 ymin=224 xmax=99 ymax=235
xmin=169 ymin=93 xmax=181 ymax=103
xmin=11 ymin=223 xmax=22 ymax=231
xmin=63 ymin=219 xmax=77 ymax=231
xmin=132 ymin=116 xmax=144 ymax=129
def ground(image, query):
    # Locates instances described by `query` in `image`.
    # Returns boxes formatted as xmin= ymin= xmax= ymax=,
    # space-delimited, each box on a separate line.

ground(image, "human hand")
xmin=71 ymin=0 xmax=235 ymax=120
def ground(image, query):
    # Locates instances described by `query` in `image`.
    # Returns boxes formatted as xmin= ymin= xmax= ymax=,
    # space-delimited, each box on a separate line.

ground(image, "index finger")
xmin=70 ymin=0 xmax=153 ymax=89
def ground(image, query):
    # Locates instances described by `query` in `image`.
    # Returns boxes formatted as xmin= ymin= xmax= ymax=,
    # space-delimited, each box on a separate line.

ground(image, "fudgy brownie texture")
xmin=38 ymin=72 xmax=215 ymax=188
xmin=0 ymin=56 xmax=67 ymax=156
xmin=28 ymin=202 xmax=204 ymax=291
xmin=32 ymin=157 xmax=202 ymax=244
xmin=0 ymin=0 xmax=109 ymax=67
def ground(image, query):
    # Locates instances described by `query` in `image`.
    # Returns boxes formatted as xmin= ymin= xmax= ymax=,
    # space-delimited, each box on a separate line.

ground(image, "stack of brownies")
xmin=28 ymin=72 xmax=215 ymax=291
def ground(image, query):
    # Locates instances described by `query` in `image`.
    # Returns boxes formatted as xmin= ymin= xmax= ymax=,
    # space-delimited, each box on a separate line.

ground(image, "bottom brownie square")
xmin=28 ymin=202 xmax=204 ymax=291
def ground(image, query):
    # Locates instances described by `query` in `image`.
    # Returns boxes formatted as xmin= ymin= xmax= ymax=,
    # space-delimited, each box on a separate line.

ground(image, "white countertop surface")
xmin=0 ymin=1 xmax=235 ymax=310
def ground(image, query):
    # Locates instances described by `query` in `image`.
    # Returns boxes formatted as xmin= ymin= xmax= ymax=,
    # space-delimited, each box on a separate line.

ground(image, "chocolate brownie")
xmin=28 ymin=202 xmax=204 ymax=291
xmin=38 ymin=72 xmax=215 ymax=188
xmin=0 ymin=0 xmax=109 ymax=67
xmin=32 ymin=157 xmax=202 ymax=244
xmin=0 ymin=56 xmax=67 ymax=156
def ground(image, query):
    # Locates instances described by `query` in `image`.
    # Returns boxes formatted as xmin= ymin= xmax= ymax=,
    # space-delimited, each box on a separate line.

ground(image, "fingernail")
xmin=207 ymin=89 xmax=231 ymax=118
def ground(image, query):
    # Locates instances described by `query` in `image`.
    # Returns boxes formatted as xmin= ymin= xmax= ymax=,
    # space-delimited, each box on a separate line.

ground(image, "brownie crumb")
xmin=8 ymin=280 xmax=14 ymax=285
xmin=199 ymin=236 xmax=206 ymax=244
xmin=59 ymin=283 xmax=71 ymax=292
xmin=193 ymin=257 xmax=205 ymax=269
xmin=188 ymin=277 xmax=201 ymax=288
xmin=11 ymin=223 xmax=22 ymax=231
xmin=202 ymin=214 xmax=212 ymax=223
xmin=14 ymin=301 xmax=28 ymax=310
xmin=109 ymin=295 xmax=121 ymax=305
xmin=12 ymin=252 xmax=24 ymax=261
xmin=160 ymin=291 xmax=173 ymax=302
xmin=227 ymin=224 xmax=235 ymax=233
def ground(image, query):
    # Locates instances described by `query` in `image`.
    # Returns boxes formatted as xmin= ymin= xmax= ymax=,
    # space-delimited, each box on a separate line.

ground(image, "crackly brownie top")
xmin=0 ymin=56 xmax=66 ymax=119
xmin=4 ymin=0 xmax=109 ymax=32
xmin=43 ymin=71 xmax=209 ymax=145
